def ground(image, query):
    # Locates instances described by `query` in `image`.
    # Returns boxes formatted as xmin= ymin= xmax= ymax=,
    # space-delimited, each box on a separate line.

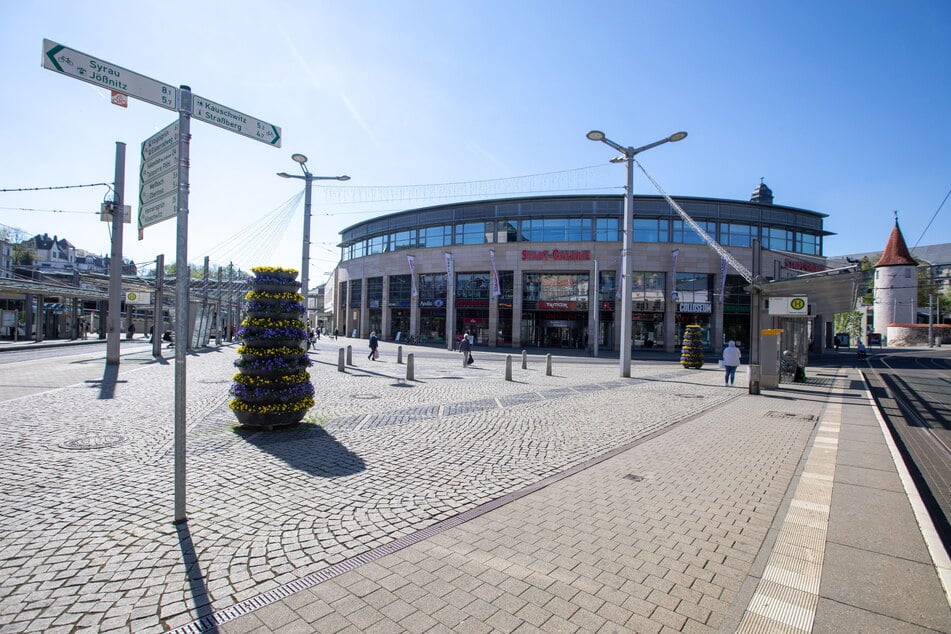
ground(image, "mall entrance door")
xmin=543 ymin=319 xmax=585 ymax=349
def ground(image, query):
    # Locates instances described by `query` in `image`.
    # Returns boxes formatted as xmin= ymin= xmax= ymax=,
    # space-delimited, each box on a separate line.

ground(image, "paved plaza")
xmin=0 ymin=338 xmax=948 ymax=633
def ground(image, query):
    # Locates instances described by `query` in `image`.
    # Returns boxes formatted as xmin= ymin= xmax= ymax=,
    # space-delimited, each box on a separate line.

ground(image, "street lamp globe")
xmin=291 ymin=153 xmax=308 ymax=165
xmin=668 ymin=131 xmax=688 ymax=143
xmin=586 ymin=130 xmax=605 ymax=141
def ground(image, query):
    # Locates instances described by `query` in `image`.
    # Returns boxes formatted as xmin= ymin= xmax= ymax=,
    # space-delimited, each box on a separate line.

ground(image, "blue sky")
xmin=1 ymin=1 xmax=948 ymax=279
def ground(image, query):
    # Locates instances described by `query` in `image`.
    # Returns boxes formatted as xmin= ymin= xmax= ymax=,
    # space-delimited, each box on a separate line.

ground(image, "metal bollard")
xmin=397 ymin=345 xmax=403 ymax=364
xmin=505 ymin=355 xmax=513 ymax=381
xmin=462 ymin=350 xmax=468 ymax=368
xmin=546 ymin=353 xmax=552 ymax=376
xmin=406 ymin=353 xmax=415 ymax=381
xmin=337 ymin=347 xmax=345 ymax=372
xmin=346 ymin=345 xmax=353 ymax=366
xmin=748 ymin=364 xmax=761 ymax=395
xmin=521 ymin=350 xmax=528 ymax=369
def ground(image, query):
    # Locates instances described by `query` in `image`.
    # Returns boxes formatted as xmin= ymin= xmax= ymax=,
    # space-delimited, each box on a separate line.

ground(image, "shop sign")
xmin=521 ymin=249 xmax=591 ymax=261
xmin=784 ymin=258 xmax=824 ymax=273
xmin=538 ymin=301 xmax=578 ymax=310
xmin=677 ymin=302 xmax=711 ymax=313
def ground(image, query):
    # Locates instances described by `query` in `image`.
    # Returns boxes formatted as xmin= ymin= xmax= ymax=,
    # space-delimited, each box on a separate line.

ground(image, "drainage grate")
xmin=59 ymin=433 xmax=128 ymax=450
xmin=677 ymin=394 xmax=705 ymax=399
xmin=623 ymin=474 xmax=645 ymax=482
xmin=765 ymin=411 xmax=818 ymax=422
xmin=351 ymin=394 xmax=380 ymax=400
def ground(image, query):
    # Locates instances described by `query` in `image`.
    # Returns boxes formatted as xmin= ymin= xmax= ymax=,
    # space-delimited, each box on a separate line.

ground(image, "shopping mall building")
xmin=328 ymin=182 xmax=831 ymax=353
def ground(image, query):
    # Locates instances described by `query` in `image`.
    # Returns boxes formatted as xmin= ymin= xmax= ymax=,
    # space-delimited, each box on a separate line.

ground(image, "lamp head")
xmin=276 ymin=172 xmax=292 ymax=178
xmin=586 ymin=130 xmax=606 ymax=141
xmin=337 ymin=175 xmax=351 ymax=181
xmin=291 ymin=153 xmax=308 ymax=165
xmin=668 ymin=131 xmax=688 ymax=142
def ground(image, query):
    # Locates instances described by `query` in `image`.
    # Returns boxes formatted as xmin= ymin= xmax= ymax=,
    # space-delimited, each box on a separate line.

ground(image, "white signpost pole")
xmin=173 ymin=87 xmax=192 ymax=524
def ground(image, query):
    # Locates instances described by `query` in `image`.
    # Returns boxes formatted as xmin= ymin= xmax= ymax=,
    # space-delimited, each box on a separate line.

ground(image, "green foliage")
xmin=834 ymin=311 xmax=863 ymax=342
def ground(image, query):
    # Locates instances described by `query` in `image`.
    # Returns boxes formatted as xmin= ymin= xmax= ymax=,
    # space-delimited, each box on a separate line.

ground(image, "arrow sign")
xmin=192 ymin=94 xmax=281 ymax=147
xmin=139 ymin=192 xmax=178 ymax=229
xmin=42 ymin=39 xmax=177 ymax=111
xmin=140 ymin=170 xmax=179 ymax=206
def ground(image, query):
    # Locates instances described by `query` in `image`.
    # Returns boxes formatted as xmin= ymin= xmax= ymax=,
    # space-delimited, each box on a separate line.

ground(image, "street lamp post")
xmin=586 ymin=129 xmax=687 ymax=377
xmin=277 ymin=154 xmax=349 ymax=320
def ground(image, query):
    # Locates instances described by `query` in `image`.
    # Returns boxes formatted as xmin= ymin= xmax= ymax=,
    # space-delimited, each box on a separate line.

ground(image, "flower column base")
xmin=233 ymin=409 xmax=306 ymax=429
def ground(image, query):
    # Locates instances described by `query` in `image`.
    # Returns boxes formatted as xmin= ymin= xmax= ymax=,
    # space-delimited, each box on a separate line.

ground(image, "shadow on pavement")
xmin=235 ymin=424 xmax=366 ymax=478
xmin=176 ymin=522 xmax=216 ymax=631
xmin=85 ymin=364 xmax=127 ymax=399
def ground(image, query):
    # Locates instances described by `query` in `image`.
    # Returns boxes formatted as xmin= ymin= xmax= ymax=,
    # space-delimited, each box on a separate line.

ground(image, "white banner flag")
xmin=444 ymin=252 xmax=453 ymax=277
xmin=489 ymin=249 xmax=501 ymax=297
xmin=719 ymin=257 xmax=728 ymax=300
xmin=407 ymin=255 xmax=417 ymax=297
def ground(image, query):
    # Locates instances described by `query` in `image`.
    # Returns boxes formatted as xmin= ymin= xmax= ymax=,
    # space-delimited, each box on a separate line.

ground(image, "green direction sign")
xmin=42 ymin=39 xmax=177 ymax=111
xmin=139 ymin=192 xmax=178 ymax=229
xmin=192 ymin=94 xmax=281 ymax=147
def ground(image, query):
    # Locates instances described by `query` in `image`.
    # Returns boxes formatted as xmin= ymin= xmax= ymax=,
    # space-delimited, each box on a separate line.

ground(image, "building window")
xmin=598 ymin=270 xmax=617 ymax=302
xmin=523 ymin=273 xmax=589 ymax=303
xmin=367 ymin=277 xmax=383 ymax=308
xmin=456 ymin=272 xmax=490 ymax=299
xmin=497 ymin=270 xmax=514 ymax=300
xmin=455 ymin=222 xmax=493 ymax=245
xmin=368 ymin=235 xmax=387 ymax=255
xmin=676 ymin=273 xmax=712 ymax=303
xmin=392 ymin=230 xmax=418 ymax=251
xmin=632 ymin=272 xmax=666 ymax=310
xmin=673 ymin=220 xmax=716 ymax=244
xmin=763 ymin=227 xmax=792 ymax=251
xmin=389 ymin=275 xmax=411 ymax=306
xmin=496 ymin=221 xmax=519 ymax=243
xmin=596 ymin=218 xmax=619 ymax=242
xmin=420 ymin=225 xmax=451 ymax=248
xmin=349 ymin=279 xmax=363 ymax=308
xmin=633 ymin=218 xmax=668 ymax=242
xmin=721 ymin=223 xmax=755 ymax=247
xmin=419 ymin=273 xmax=447 ymax=305
xmin=520 ymin=218 xmax=591 ymax=242
xmin=796 ymin=232 xmax=819 ymax=255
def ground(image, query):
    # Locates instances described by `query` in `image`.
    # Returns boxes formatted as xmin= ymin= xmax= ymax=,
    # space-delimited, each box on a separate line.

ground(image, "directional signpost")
xmin=41 ymin=39 xmax=177 ymax=111
xmin=41 ymin=38 xmax=282 ymax=525
xmin=139 ymin=121 xmax=180 ymax=229
xmin=192 ymin=94 xmax=281 ymax=147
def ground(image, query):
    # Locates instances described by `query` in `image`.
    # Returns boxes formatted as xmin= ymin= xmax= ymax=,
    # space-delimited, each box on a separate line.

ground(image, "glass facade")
xmin=521 ymin=218 xmax=592 ymax=242
xmin=721 ymin=223 xmax=756 ymax=247
xmin=633 ymin=218 xmax=668 ymax=242
xmin=673 ymin=220 xmax=716 ymax=244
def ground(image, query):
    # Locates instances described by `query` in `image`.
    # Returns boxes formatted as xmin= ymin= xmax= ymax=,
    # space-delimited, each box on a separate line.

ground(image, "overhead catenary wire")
xmin=912 ymin=186 xmax=950 ymax=250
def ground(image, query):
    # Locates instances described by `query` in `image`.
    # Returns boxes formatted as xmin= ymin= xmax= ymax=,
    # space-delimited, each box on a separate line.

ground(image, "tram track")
xmin=860 ymin=350 xmax=951 ymax=553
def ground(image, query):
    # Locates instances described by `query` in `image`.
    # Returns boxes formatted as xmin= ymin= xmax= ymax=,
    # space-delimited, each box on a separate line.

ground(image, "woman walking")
xmin=722 ymin=340 xmax=741 ymax=386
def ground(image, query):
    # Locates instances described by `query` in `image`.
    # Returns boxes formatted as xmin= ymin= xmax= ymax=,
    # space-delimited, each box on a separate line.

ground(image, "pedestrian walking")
xmin=722 ymin=340 xmax=741 ymax=386
xmin=459 ymin=332 xmax=474 ymax=365
xmin=333 ymin=328 xmax=339 ymax=340
xmin=368 ymin=331 xmax=379 ymax=360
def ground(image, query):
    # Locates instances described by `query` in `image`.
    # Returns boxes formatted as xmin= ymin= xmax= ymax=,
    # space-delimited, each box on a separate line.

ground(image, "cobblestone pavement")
xmin=0 ymin=340 xmax=754 ymax=633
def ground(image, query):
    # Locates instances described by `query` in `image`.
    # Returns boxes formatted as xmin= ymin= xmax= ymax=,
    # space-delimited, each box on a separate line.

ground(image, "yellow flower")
xmin=251 ymin=266 xmax=299 ymax=275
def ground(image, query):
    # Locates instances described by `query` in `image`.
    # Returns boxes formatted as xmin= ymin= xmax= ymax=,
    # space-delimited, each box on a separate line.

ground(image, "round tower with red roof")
xmin=872 ymin=215 xmax=918 ymax=340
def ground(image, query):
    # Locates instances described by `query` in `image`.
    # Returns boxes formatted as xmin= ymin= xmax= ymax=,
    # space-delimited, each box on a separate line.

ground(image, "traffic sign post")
xmin=41 ymin=39 xmax=282 ymax=526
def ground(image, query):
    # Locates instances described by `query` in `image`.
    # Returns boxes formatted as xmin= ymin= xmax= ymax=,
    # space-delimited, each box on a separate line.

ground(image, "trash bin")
xmin=748 ymin=364 xmax=761 ymax=395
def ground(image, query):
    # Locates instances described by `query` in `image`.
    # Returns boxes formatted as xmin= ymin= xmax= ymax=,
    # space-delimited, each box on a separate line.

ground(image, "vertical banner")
xmin=444 ymin=252 xmax=453 ymax=277
xmin=407 ymin=255 xmax=417 ymax=297
xmin=719 ymin=257 xmax=728 ymax=300
xmin=488 ymin=249 xmax=502 ymax=297
xmin=671 ymin=249 xmax=680 ymax=275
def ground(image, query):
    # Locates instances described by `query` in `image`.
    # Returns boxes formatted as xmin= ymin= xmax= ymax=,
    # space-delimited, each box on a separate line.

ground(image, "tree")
xmin=833 ymin=311 xmax=863 ymax=343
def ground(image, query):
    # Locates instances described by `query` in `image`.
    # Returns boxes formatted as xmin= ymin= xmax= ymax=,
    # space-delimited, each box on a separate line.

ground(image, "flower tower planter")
xmin=230 ymin=266 xmax=314 ymax=429
xmin=680 ymin=324 xmax=705 ymax=369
